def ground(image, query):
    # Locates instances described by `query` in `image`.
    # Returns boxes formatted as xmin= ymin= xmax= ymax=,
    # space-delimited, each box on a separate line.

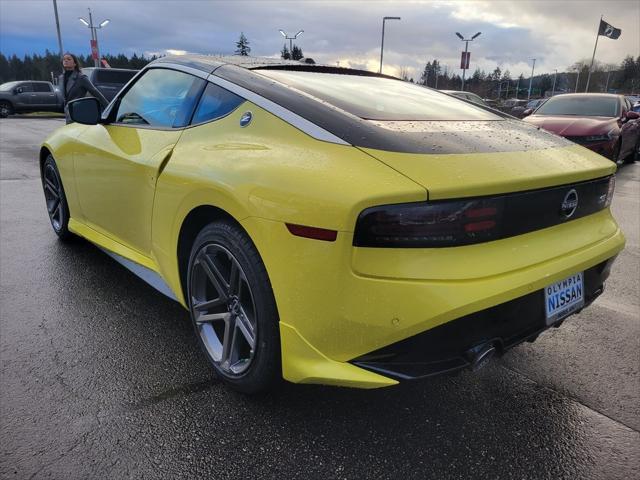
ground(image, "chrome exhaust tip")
xmin=466 ymin=343 xmax=496 ymax=371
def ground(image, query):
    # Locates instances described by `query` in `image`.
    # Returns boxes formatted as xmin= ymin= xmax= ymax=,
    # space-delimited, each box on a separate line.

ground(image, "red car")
xmin=523 ymin=93 xmax=640 ymax=164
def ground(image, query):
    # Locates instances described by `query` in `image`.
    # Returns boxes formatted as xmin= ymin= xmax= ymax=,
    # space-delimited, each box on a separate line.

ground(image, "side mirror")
xmin=625 ymin=111 xmax=640 ymax=120
xmin=522 ymin=108 xmax=533 ymax=117
xmin=67 ymin=97 xmax=101 ymax=125
xmin=15 ymin=87 xmax=23 ymax=94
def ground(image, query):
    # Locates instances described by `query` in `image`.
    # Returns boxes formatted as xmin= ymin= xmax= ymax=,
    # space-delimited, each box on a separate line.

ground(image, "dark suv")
xmin=81 ymin=68 xmax=138 ymax=102
xmin=0 ymin=81 xmax=64 ymax=117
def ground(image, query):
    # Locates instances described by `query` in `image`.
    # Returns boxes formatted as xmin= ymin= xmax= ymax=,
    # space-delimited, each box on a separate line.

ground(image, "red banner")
xmin=90 ymin=39 xmax=98 ymax=60
xmin=460 ymin=51 xmax=470 ymax=69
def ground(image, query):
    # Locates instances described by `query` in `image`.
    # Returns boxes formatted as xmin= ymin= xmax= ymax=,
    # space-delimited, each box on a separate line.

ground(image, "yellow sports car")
xmin=41 ymin=56 xmax=625 ymax=393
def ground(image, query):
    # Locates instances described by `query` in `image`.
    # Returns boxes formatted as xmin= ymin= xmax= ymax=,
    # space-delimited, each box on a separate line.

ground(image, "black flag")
xmin=598 ymin=19 xmax=621 ymax=39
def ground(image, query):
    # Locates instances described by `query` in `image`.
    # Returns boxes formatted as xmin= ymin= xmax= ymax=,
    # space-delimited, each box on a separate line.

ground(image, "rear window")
xmin=257 ymin=70 xmax=501 ymax=121
xmin=95 ymin=70 xmax=137 ymax=85
xmin=535 ymin=96 xmax=619 ymax=117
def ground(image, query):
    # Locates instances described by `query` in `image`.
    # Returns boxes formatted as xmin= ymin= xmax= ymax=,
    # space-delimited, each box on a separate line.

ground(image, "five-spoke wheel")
xmin=190 ymin=244 xmax=257 ymax=376
xmin=187 ymin=222 xmax=280 ymax=393
xmin=42 ymin=155 xmax=72 ymax=240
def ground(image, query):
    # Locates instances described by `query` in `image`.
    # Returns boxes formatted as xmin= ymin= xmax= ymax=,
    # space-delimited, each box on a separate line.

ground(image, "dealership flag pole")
xmin=585 ymin=16 xmax=621 ymax=92
xmin=585 ymin=15 xmax=603 ymax=93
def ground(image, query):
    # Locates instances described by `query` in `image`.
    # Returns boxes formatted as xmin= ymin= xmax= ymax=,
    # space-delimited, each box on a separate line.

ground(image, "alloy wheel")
xmin=189 ymin=244 xmax=257 ymax=376
xmin=43 ymin=163 xmax=64 ymax=231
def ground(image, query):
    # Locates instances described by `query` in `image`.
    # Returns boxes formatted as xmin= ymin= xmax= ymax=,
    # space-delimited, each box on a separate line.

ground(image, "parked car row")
xmin=0 ymin=67 xmax=137 ymax=117
xmin=439 ymin=89 xmax=639 ymax=163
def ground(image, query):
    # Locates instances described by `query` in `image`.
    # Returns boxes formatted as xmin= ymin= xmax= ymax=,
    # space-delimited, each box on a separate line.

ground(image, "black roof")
xmin=150 ymin=54 xmax=396 ymax=79
xmin=148 ymin=55 xmax=565 ymax=155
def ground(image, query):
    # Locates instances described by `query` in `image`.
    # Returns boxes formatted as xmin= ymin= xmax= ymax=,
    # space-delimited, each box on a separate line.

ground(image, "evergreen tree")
xmin=538 ymin=74 xmax=553 ymax=96
xmin=419 ymin=61 xmax=431 ymax=86
xmin=235 ymin=32 xmax=251 ymax=56
xmin=281 ymin=44 xmax=290 ymax=60
xmin=291 ymin=45 xmax=303 ymax=60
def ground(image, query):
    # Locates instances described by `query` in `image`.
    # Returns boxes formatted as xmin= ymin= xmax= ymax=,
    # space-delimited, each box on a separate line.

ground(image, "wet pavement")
xmin=1 ymin=117 xmax=639 ymax=479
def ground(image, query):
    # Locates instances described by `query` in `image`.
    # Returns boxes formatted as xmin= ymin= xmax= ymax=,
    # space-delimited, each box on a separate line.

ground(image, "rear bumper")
xmin=351 ymin=257 xmax=616 ymax=380
xmin=243 ymin=209 xmax=625 ymax=388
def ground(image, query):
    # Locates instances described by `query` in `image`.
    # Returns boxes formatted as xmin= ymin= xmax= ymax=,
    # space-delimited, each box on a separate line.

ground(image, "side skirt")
xmin=98 ymin=247 xmax=178 ymax=302
xmin=68 ymin=218 xmax=179 ymax=302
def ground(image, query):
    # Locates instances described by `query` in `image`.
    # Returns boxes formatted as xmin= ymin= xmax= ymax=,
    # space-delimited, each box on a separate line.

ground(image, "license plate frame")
xmin=544 ymin=272 xmax=585 ymax=325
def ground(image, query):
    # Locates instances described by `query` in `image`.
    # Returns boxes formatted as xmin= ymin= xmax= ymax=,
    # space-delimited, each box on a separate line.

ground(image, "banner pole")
xmin=585 ymin=15 xmax=602 ymax=92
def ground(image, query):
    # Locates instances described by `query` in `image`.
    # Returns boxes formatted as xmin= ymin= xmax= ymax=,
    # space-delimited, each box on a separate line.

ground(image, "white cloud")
xmin=0 ymin=0 xmax=637 ymax=79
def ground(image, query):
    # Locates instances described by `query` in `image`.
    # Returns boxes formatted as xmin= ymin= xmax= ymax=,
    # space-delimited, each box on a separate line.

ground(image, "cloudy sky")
xmin=0 ymin=0 xmax=638 ymax=79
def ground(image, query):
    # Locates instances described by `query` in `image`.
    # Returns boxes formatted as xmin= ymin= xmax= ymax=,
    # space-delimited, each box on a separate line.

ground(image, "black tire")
xmin=41 ymin=155 xmax=73 ymax=240
xmin=187 ymin=221 xmax=281 ymax=394
xmin=0 ymin=101 xmax=13 ymax=118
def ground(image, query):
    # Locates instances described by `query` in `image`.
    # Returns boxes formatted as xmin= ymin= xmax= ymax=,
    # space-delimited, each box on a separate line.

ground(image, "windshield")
xmin=535 ymin=96 xmax=619 ymax=117
xmin=257 ymin=70 xmax=502 ymax=121
xmin=0 ymin=81 xmax=20 ymax=91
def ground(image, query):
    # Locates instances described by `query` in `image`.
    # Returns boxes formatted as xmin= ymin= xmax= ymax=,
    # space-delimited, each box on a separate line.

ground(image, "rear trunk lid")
xmin=359 ymin=119 xmax=615 ymax=200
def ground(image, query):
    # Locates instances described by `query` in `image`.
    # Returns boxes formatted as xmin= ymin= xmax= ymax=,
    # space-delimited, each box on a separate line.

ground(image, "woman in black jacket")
xmin=59 ymin=53 xmax=108 ymax=123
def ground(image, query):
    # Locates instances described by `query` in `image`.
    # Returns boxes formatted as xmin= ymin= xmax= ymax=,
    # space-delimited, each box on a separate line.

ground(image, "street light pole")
xmin=527 ymin=58 xmax=536 ymax=100
xmin=52 ymin=0 xmax=64 ymax=59
xmin=279 ymin=29 xmax=304 ymax=59
xmin=455 ymin=31 xmax=481 ymax=91
xmin=79 ymin=8 xmax=109 ymax=67
xmin=516 ymin=76 xmax=520 ymax=99
xmin=462 ymin=39 xmax=469 ymax=90
xmin=575 ymin=69 xmax=580 ymax=92
xmin=379 ymin=17 xmax=400 ymax=74
xmin=551 ymin=69 xmax=557 ymax=96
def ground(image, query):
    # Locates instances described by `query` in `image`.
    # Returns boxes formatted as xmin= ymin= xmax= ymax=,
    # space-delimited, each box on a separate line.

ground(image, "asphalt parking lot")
xmin=1 ymin=117 xmax=638 ymax=479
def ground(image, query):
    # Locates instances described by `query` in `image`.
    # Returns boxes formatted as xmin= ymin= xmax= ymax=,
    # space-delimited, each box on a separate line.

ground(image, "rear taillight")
xmin=353 ymin=198 xmax=504 ymax=248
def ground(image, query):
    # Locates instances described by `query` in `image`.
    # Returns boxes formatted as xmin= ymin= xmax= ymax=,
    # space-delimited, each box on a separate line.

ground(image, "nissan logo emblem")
xmin=239 ymin=111 xmax=253 ymax=127
xmin=561 ymin=189 xmax=579 ymax=218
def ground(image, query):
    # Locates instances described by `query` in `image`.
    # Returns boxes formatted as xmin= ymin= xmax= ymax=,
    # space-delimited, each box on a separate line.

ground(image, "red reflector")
xmin=286 ymin=223 xmax=337 ymax=242
xmin=464 ymin=220 xmax=496 ymax=232
xmin=465 ymin=207 xmax=497 ymax=218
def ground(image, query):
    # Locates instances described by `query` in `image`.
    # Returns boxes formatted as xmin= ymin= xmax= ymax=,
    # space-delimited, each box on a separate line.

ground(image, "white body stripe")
xmin=206 ymin=74 xmax=350 ymax=145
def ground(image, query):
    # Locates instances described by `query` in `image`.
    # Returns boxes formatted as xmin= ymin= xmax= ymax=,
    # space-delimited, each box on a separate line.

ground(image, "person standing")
xmin=59 ymin=53 xmax=108 ymax=123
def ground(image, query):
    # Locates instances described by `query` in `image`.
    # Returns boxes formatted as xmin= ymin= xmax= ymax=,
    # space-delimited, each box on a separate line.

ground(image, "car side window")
xmin=115 ymin=68 xmax=204 ymax=128
xmin=33 ymin=83 xmax=52 ymax=93
xmin=191 ymin=82 xmax=244 ymax=125
xmin=17 ymin=83 xmax=33 ymax=93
